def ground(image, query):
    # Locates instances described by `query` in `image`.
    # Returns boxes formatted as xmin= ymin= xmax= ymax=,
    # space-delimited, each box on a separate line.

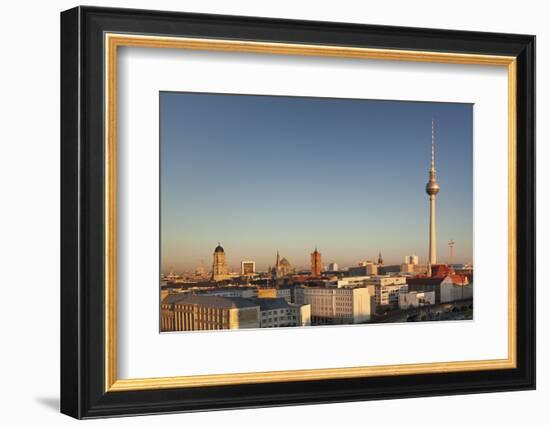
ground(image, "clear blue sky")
xmin=160 ymin=92 xmax=473 ymax=273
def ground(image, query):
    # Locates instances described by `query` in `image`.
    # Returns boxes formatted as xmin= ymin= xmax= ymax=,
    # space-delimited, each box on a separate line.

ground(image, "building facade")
xmin=161 ymin=294 xmax=260 ymax=331
xmin=440 ymin=277 xmax=473 ymax=303
xmin=399 ymin=291 xmax=436 ymax=309
xmin=295 ymin=287 xmax=374 ymax=325
xmin=212 ymin=244 xmax=230 ymax=281
xmin=406 ymin=275 xmax=472 ymax=304
xmin=257 ymin=287 xmax=292 ymax=303
xmin=338 ymin=276 xmax=408 ymax=307
xmin=240 ymin=260 xmax=256 ymax=275
xmin=256 ymin=298 xmax=311 ymax=328
xmin=349 ymin=261 xmax=378 ymax=276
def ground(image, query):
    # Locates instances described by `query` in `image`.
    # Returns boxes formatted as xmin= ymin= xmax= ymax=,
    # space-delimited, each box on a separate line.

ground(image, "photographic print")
xmin=159 ymin=92 xmax=474 ymax=332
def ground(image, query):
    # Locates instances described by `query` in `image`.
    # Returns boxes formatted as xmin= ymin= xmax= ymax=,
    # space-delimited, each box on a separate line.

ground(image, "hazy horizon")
xmin=160 ymin=92 xmax=473 ymax=273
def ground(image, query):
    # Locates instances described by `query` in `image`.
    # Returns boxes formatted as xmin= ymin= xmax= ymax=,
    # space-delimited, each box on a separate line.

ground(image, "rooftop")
xmin=163 ymin=294 xmax=258 ymax=309
xmin=254 ymin=297 xmax=291 ymax=311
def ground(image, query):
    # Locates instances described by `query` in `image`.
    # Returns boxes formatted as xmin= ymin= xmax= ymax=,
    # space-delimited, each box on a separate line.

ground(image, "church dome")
xmin=279 ymin=258 xmax=291 ymax=267
xmin=214 ymin=244 xmax=224 ymax=253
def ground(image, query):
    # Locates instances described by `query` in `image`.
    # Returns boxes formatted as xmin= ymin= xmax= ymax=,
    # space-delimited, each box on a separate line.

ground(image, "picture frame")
xmin=60 ymin=5 xmax=535 ymax=419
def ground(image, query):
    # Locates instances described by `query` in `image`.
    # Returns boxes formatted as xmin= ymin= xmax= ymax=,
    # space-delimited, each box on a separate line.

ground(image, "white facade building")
xmin=295 ymin=287 xmax=374 ymax=324
xmin=440 ymin=277 xmax=473 ymax=303
xmin=240 ymin=260 xmax=256 ymax=275
xmin=399 ymin=291 xmax=436 ymax=309
xmin=337 ymin=276 xmax=407 ymax=307
xmin=328 ymin=263 xmax=339 ymax=272
xmin=337 ymin=276 xmax=371 ymax=288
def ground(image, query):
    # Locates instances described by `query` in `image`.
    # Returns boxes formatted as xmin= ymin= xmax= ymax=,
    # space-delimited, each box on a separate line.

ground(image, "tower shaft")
xmin=425 ymin=119 xmax=440 ymax=268
xmin=429 ymin=194 xmax=437 ymax=265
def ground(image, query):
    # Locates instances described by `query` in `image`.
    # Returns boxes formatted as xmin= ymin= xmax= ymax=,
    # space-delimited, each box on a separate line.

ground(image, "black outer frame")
xmin=60 ymin=6 xmax=535 ymax=419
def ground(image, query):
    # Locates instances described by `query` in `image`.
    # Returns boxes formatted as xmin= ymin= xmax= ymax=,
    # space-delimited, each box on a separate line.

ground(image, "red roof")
xmin=406 ymin=276 xmax=446 ymax=286
xmin=431 ymin=264 xmax=451 ymax=278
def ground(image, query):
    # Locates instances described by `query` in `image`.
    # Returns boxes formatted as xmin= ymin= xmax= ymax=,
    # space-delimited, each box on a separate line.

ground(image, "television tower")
xmin=425 ymin=119 xmax=440 ymax=267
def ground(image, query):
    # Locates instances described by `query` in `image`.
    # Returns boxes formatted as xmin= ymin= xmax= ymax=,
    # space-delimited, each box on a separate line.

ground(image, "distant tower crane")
xmin=448 ymin=239 xmax=455 ymax=265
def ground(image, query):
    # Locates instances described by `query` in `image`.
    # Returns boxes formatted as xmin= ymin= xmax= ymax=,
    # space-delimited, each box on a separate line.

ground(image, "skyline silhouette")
xmin=160 ymin=92 xmax=473 ymax=272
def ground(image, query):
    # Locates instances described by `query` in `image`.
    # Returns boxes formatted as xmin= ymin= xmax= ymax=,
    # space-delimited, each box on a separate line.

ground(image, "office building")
xmin=257 ymin=287 xmax=292 ymax=303
xmin=240 ymin=260 xmax=256 ymax=275
xmin=405 ymin=255 xmax=419 ymax=265
xmin=212 ymin=243 xmax=231 ymax=281
xmin=161 ymin=294 xmax=260 ymax=332
xmin=349 ymin=261 xmax=378 ymax=276
xmin=256 ymin=298 xmax=311 ymax=328
xmin=295 ymin=287 xmax=374 ymax=325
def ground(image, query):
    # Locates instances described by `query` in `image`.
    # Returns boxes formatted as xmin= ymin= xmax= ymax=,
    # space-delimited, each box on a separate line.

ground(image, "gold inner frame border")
xmin=104 ymin=33 xmax=517 ymax=392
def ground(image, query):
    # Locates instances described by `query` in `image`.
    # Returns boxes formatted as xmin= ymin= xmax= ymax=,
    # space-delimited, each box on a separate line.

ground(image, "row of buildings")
xmin=161 ymin=293 xmax=311 ymax=332
xmin=160 ymin=285 xmax=375 ymax=332
xmin=161 ymin=265 xmax=472 ymax=332
xmin=209 ymin=245 xmax=326 ymax=282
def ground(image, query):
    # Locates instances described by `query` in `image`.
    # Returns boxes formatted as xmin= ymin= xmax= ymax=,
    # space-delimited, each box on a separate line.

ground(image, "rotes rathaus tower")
xmin=425 ymin=119 xmax=440 ymax=267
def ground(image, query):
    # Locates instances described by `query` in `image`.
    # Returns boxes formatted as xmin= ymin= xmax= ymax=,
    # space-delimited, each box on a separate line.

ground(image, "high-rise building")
xmin=295 ymin=287 xmax=374 ymax=325
xmin=426 ymin=119 xmax=441 ymax=267
xmin=212 ymin=243 xmax=229 ymax=281
xmin=310 ymin=247 xmax=322 ymax=276
xmin=240 ymin=260 xmax=256 ymax=275
xmin=405 ymin=255 xmax=419 ymax=265
xmin=328 ymin=263 xmax=339 ymax=272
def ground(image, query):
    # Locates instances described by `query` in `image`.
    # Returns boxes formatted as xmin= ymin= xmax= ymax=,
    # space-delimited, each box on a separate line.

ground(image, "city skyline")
xmin=161 ymin=92 xmax=473 ymax=273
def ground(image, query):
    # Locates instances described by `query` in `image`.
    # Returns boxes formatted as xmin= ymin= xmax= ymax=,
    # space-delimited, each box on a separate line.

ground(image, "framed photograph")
xmin=60 ymin=6 xmax=535 ymax=419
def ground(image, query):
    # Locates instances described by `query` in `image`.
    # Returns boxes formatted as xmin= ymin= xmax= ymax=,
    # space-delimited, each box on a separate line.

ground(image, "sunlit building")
xmin=294 ymin=287 xmax=374 ymax=325
xmin=311 ymin=248 xmax=322 ymax=276
xmin=212 ymin=243 xmax=231 ymax=282
xmin=257 ymin=287 xmax=292 ymax=303
xmin=406 ymin=275 xmax=472 ymax=304
xmin=399 ymin=291 xmax=436 ymax=309
xmin=256 ymin=298 xmax=311 ymax=327
xmin=240 ymin=260 xmax=256 ymax=275
xmin=161 ymin=294 xmax=260 ymax=331
xmin=273 ymin=251 xmax=295 ymax=278
xmin=349 ymin=261 xmax=378 ymax=276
